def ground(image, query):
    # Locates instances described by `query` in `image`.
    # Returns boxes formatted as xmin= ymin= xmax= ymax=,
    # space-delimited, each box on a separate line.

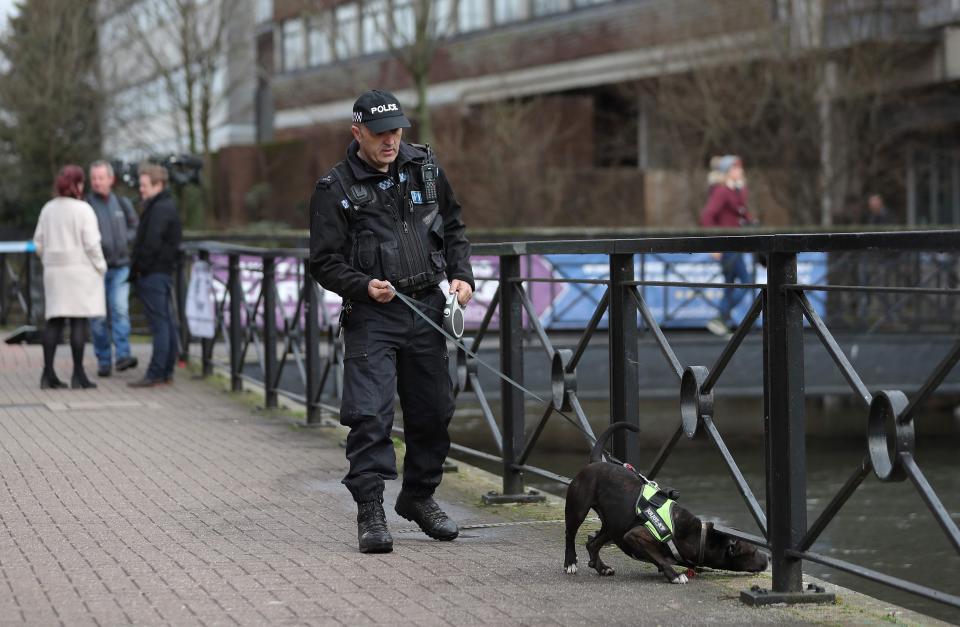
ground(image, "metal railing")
xmin=176 ymin=231 xmax=960 ymax=610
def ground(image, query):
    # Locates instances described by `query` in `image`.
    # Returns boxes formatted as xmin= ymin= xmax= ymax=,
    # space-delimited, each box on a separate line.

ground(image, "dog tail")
xmin=589 ymin=422 xmax=639 ymax=463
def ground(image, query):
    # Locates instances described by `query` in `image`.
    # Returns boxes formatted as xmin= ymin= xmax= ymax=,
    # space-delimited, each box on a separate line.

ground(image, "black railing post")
xmin=228 ymin=254 xmax=243 ymax=392
xmin=176 ymin=252 xmax=189 ymax=363
xmin=499 ymin=254 xmax=525 ymax=496
xmin=199 ymin=250 xmax=214 ymax=377
xmin=0 ymin=253 xmax=7 ymax=325
xmin=764 ymin=252 xmax=807 ymax=593
xmin=262 ymin=256 xmax=279 ymax=409
xmin=24 ymin=254 xmax=33 ymax=324
xmin=609 ymin=253 xmax=640 ymax=466
xmin=304 ymin=267 xmax=322 ymax=424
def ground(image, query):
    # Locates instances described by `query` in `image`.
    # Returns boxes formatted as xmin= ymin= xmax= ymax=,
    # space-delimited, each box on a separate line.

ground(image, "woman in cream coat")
xmin=33 ymin=165 xmax=108 ymax=389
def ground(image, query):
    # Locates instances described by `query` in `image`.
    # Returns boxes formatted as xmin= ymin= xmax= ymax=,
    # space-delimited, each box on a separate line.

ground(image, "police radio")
xmin=421 ymin=164 xmax=438 ymax=202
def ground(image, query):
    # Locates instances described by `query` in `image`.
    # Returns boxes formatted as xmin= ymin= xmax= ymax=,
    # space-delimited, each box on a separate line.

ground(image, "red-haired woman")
xmin=32 ymin=165 xmax=108 ymax=389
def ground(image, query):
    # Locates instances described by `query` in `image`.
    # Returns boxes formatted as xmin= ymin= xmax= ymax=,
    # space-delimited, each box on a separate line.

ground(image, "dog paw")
xmin=565 ymin=563 xmax=577 ymax=574
xmin=670 ymin=574 xmax=688 ymax=585
xmin=598 ymin=566 xmax=615 ymax=576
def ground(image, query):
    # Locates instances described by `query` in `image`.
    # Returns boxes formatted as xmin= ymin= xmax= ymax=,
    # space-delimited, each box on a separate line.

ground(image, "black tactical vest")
xmin=328 ymin=145 xmax=447 ymax=294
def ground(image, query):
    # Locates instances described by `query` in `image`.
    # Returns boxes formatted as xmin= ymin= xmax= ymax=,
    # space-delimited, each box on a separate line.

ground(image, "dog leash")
xmin=390 ymin=286 xmax=624 ymax=463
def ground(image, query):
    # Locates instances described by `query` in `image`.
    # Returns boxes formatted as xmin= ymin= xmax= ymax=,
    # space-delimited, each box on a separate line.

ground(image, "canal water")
xmin=444 ymin=398 xmax=960 ymax=623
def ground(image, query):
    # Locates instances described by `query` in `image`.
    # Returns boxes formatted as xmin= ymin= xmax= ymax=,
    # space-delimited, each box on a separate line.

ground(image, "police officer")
xmin=309 ymin=90 xmax=474 ymax=554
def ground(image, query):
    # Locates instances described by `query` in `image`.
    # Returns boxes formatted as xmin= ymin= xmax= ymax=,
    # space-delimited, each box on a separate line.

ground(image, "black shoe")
xmin=71 ymin=371 xmax=97 ymax=389
xmin=357 ymin=500 xmax=393 ymax=554
xmin=127 ymin=377 xmax=167 ymax=388
xmin=395 ymin=493 xmax=459 ymax=541
xmin=116 ymin=356 xmax=138 ymax=371
xmin=97 ymin=365 xmax=111 ymax=377
xmin=40 ymin=371 xmax=67 ymax=389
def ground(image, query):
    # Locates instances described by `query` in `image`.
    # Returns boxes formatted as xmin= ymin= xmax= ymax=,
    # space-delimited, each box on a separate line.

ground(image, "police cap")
xmin=352 ymin=90 xmax=411 ymax=134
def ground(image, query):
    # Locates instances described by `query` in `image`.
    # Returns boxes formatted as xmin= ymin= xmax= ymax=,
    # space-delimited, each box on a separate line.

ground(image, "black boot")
xmin=357 ymin=500 xmax=393 ymax=554
xmin=395 ymin=492 xmax=459 ymax=541
xmin=71 ymin=370 xmax=97 ymax=389
xmin=40 ymin=370 xmax=66 ymax=389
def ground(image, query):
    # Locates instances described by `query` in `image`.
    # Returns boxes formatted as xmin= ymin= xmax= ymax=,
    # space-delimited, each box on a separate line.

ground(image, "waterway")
xmin=444 ymin=398 xmax=960 ymax=623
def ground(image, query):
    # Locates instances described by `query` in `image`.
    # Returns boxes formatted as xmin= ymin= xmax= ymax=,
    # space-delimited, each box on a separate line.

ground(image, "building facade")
xmin=176 ymin=1 xmax=960 ymax=227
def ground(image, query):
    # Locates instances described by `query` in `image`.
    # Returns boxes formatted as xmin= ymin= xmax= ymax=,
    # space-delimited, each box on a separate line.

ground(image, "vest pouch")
xmin=356 ymin=230 xmax=377 ymax=272
xmin=430 ymin=250 xmax=447 ymax=272
xmin=379 ymin=240 xmax=401 ymax=282
xmin=428 ymin=212 xmax=445 ymax=248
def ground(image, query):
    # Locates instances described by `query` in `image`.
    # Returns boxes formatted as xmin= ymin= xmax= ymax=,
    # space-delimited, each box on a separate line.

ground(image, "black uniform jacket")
xmin=309 ymin=140 xmax=474 ymax=303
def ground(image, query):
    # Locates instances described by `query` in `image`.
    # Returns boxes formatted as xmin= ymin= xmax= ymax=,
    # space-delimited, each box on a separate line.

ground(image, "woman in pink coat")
xmin=33 ymin=165 xmax=107 ymax=389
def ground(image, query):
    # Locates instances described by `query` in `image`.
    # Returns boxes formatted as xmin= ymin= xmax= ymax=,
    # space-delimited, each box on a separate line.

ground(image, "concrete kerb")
xmin=194 ymin=361 xmax=947 ymax=626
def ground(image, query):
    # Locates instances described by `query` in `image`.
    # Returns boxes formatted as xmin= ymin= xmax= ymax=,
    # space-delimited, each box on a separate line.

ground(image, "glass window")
xmin=432 ymin=0 xmax=454 ymax=37
xmin=533 ymin=0 xmax=569 ymax=15
xmin=362 ymin=0 xmax=388 ymax=53
xmin=392 ymin=0 xmax=417 ymax=46
xmin=255 ymin=0 xmax=272 ymax=23
xmin=308 ymin=16 xmax=331 ymax=66
xmin=573 ymin=0 xmax=610 ymax=5
xmin=458 ymin=0 xmax=488 ymax=32
xmin=334 ymin=2 xmax=360 ymax=59
xmin=494 ymin=0 xmax=526 ymax=24
xmin=282 ymin=17 xmax=306 ymax=71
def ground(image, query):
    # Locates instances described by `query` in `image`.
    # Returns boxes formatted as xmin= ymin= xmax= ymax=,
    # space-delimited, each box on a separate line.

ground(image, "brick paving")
xmin=0 ymin=341 xmax=928 ymax=626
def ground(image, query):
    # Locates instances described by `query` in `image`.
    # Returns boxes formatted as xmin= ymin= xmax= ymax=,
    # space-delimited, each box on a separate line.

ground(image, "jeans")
xmin=719 ymin=252 xmax=751 ymax=323
xmin=136 ymin=272 xmax=179 ymax=381
xmin=90 ymin=265 xmax=132 ymax=368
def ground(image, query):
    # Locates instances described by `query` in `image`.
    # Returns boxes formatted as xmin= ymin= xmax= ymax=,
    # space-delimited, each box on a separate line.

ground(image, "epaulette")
xmin=316 ymin=175 xmax=334 ymax=190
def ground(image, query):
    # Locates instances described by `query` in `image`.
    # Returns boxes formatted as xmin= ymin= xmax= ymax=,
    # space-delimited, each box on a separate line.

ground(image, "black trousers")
xmin=339 ymin=288 xmax=454 ymax=503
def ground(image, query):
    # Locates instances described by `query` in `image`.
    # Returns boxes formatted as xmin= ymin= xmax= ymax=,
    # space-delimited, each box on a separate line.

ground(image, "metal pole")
xmin=499 ymin=254 xmax=525 ymax=496
xmin=228 ymin=254 xmax=243 ymax=392
xmin=24 ymin=254 xmax=33 ymax=324
xmin=262 ymin=256 xmax=278 ymax=409
xmin=764 ymin=252 xmax=807 ymax=593
xmin=176 ymin=252 xmax=189 ymax=363
xmin=304 ymin=268 xmax=322 ymax=424
xmin=0 ymin=253 xmax=6 ymax=325
xmin=609 ymin=253 xmax=640 ymax=467
xmin=199 ymin=250 xmax=213 ymax=377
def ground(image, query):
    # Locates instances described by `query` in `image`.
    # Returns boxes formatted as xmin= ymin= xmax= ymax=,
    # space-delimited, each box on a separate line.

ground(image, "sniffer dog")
xmin=564 ymin=423 xmax=768 ymax=584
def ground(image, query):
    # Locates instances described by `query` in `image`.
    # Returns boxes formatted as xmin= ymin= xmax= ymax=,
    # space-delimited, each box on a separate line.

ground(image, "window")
xmin=362 ymin=0 xmax=388 ymax=54
xmin=432 ymin=0 xmax=455 ymax=37
xmin=282 ymin=18 xmax=306 ymax=71
xmin=458 ymin=0 xmax=489 ymax=31
xmin=392 ymin=0 xmax=417 ymax=46
xmin=533 ymin=0 xmax=569 ymax=16
xmin=334 ymin=2 xmax=360 ymax=59
xmin=494 ymin=0 xmax=526 ymax=24
xmin=308 ymin=16 xmax=331 ymax=66
xmin=255 ymin=0 xmax=272 ymax=24
xmin=573 ymin=0 xmax=610 ymax=6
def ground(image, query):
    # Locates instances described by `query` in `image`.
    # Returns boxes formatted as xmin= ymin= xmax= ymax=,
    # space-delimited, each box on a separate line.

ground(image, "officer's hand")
xmin=449 ymin=279 xmax=473 ymax=306
xmin=368 ymin=279 xmax=394 ymax=303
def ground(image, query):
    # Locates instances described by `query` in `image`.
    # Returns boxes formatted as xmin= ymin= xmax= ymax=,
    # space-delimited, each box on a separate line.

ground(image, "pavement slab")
xmin=0 ymin=341 xmax=946 ymax=625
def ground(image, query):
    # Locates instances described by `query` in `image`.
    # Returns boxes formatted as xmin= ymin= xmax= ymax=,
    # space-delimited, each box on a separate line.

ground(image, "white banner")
xmin=185 ymin=260 xmax=216 ymax=339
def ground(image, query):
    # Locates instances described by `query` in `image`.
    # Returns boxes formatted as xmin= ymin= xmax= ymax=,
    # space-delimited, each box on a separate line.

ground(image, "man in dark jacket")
xmin=87 ymin=160 xmax=140 ymax=377
xmin=129 ymin=163 xmax=182 ymax=388
xmin=309 ymin=90 xmax=474 ymax=554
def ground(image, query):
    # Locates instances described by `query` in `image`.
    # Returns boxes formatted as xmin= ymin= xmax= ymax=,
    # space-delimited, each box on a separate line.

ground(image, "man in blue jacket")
xmin=129 ymin=163 xmax=182 ymax=388
xmin=87 ymin=160 xmax=140 ymax=377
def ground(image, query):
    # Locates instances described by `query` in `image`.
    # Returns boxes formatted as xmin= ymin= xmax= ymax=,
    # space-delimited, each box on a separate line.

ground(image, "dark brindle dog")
xmin=564 ymin=423 xmax=768 ymax=584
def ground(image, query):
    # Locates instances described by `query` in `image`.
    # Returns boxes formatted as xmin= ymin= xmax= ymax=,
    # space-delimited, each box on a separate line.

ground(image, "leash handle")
xmin=388 ymin=286 xmax=616 ymax=460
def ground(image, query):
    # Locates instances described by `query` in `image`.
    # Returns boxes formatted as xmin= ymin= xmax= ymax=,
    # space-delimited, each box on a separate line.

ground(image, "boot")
xmin=71 ymin=370 xmax=97 ymax=389
xmin=40 ymin=370 xmax=67 ymax=389
xmin=395 ymin=492 xmax=459 ymax=541
xmin=357 ymin=500 xmax=393 ymax=554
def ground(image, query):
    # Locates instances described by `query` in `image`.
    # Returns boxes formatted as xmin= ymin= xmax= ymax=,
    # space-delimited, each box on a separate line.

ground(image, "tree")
xmin=0 ymin=0 xmax=101 ymax=228
xmin=104 ymin=0 xmax=255 ymax=224
xmin=643 ymin=0 xmax=920 ymax=226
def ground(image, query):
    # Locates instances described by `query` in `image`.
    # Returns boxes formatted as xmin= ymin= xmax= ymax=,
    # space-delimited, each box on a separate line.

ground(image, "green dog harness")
xmin=635 ymin=481 xmax=683 ymax=561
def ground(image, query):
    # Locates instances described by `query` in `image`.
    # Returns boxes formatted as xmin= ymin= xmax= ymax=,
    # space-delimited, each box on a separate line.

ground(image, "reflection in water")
xmin=446 ymin=398 xmax=960 ymax=623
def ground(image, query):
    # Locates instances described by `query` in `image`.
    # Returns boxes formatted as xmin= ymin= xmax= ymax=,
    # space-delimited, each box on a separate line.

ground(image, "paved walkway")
xmin=0 ymin=342 xmax=936 ymax=625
